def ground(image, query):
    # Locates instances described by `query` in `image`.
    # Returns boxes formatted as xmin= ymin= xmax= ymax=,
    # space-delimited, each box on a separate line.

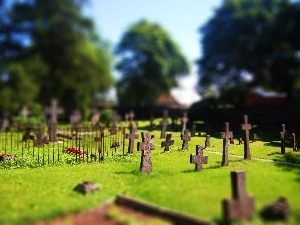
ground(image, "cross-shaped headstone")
xmin=34 ymin=130 xmax=48 ymax=146
xmin=45 ymin=99 xmax=63 ymax=142
xmin=222 ymin=170 xmax=255 ymax=222
xmin=181 ymin=130 xmax=191 ymax=150
xmin=280 ymin=124 xmax=286 ymax=154
xmin=181 ymin=112 xmax=189 ymax=134
xmin=128 ymin=110 xmax=135 ymax=125
xmin=220 ymin=122 xmax=233 ymax=167
xmin=126 ymin=125 xmax=139 ymax=154
xmin=205 ymin=134 xmax=210 ymax=148
xmin=292 ymin=133 xmax=297 ymax=151
xmin=190 ymin=145 xmax=208 ymax=171
xmin=160 ymin=110 xmax=168 ymax=139
xmin=137 ymin=132 xmax=155 ymax=173
xmin=241 ymin=115 xmax=252 ymax=160
xmin=161 ymin=133 xmax=174 ymax=152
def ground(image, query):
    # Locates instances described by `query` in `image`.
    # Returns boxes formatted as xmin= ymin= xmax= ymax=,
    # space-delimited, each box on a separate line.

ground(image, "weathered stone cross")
xmin=126 ymin=125 xmax=139 ymax=154
xmin=181 ymin=112 xmax=188 ymax=134
xmin=222 ymin=170 xmax=255 ymax=222
xmin=280 ymin=124 xmax=287 ymax=154
xmin=137 ymin=132 xmax=155 ymax=173
xmin=160 ymin=110 xmax=168 ymax=139
xmin=45 ymin=99 xmax=63 ymax=142
xmin=181 ymin=130 xmax=191 ymax=150
xmin=161 ymin=133 xmax=174 ymax=152
xmin=241 ymin=115 xmax=251 ymax=160
xmin=190 ymin=145 xmax=208 ymax=171
xmin=220 ymin=122 xmax=233 ymax=166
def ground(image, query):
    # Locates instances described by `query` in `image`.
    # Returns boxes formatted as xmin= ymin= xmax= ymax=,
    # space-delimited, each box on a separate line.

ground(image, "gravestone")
xmin=181 ymin=130 xmax=191 ymax=150
xmin=292 ymin=133 xmax=297 ymax=151
xmin=160 ymin=110 xmax=168 ymax=139
xmin=110 ymin=112 xmax=120 ymax=135
xmin=137 ymin=132 xmax=155 ymax=173
xmin=222 ymin=170 xmax=255 ymax=223
xmin=181 ymin=112 xmax=188 ymax=134
xmin=280 ymin=124 xmax=286 ymax=154
xmin=260 ymin=197 xmax=290 ymax=221
xmin=126 ymin=125 xmax=139 ymax=154
xmin=128 ymin=110 xmax=135 ymax=125
xmin=220 ymin=122 xmax=233 ymax=167
xmin=205 ymin=134 xmax=210 ymax=148
xmin=45 ymin=99 xmax=63 ymax=142
xmin=161 ymin=133 xmax=174 ymax=152
xmin=91 ymin=108 xmax=100 ymax=126
xmin=148 ymin=115 xmax=156 ymax=132
xmin=253 ymin=133 xmax=257 ymax=142
xmin=191 ymin=124 xmax=196 ymax=137
xmin=70 ymin=109 xmax=81 ymax=131
xmin=241 ymin=115 xmax=251 ymax=160
xmin=34 ymin=129 xmax=48 ymax=146
xmin=73 ymin=181 xmax=99 ymax=195
xmin=190 ymin=145 xmax=208 ymax=171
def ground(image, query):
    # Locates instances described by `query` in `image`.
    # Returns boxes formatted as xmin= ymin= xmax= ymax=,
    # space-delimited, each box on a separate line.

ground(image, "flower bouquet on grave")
xmin=65 ymin=146 xmax=85 ymax=157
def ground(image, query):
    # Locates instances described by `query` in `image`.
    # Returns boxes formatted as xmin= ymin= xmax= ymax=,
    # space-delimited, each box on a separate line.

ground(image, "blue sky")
xmin=84 ymin=0 xmax=223 ymax=105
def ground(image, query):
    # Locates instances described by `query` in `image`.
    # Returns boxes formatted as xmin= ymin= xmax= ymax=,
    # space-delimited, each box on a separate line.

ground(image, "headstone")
xmin=137 ymin=132 xmax=155 ymax=173
xmin=128 ymin=110 xmax=135 ymax=125
xmin=253 ymin=133 xmax=257 ymax=142
xmin=241 ymin=115 xmax=251 ymax=160
xmin=220 ymin=122 xmax=233 ymax=167
xmin=181 ymin=130 xmax=191 ymax=150
xmin=205 ymin=134 xmax=210 ymax=148
xmin=148 ymin=115 xmax=156 ymax=131
xmin=91 ymin=108 xmax=100 ymax=126
xmin=126 ymin=125 xmax=139 ymax=154
xmin=280 ymin=124 xmax=286 ymax=154
xmin=45 ymin=99 xmax=63 ymax=142
xmin=292 ymin=133 xmax=297 ymax=151
xmin=191 ymin=124 xmax=196 ymax=137
xmin=222 ymin=170 xmax=255 ymax=223
xmin=190 ymin=145 xmax=208 ymax=171
xmin=181 ymin=112 xmax=188 ymax=134
xmin=110 ymin=112 xmax=119 ymax=135
xmin=260 ymin=197 xmax=290 ymax=221
xmin=161 ymin=133 xmax=174 ymax=152
xmin=160 ymin=110 xmax=168 ymax=139
xmin=34 ymin=129 xmax=48 ymax=146
xmin=70 ymin=109 xmax=81 ymax=131
xmin=73 ymin=181 xmax=99 ymax=195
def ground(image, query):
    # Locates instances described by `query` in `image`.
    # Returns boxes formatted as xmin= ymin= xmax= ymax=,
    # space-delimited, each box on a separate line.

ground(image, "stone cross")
xmin=45 ymin=99 xmax=63 ymax=142
xmin=222 ymin=171 xmax=255 ymax=222
xmin=126 ymin=125 xmax=139 ymax=154
xmin=137 ymin=132 xmax=155 ymax=173
xmin=181 ymin=130 xmax=191 ymax=150
xmin=128 ymin=110 xmax=135 ymax=125
xmin=161 ymin=133 xmax=174 ymax=152
xmin=160 ymin=110 xmax=168 ymax=139
xmin=241 ymin=115 xmax=251 ymax=160
xmin=191 ymin=124 xmax=196 ymax=137
xmin=205 ymin=134 xmax=210 ymax=148
xmin=220 ymin=122 xmax=233 ymax=166
xmin=190 ymin=145 xmax=208 ymax=171
xmin=181 ymin=112 xmax=188 ymax=134
xmin=280 ymin=124 xmax=286 ymax=154
xmin=292 ymin=133 xmax=297 ymax=151
xmin=253 ymin=133 xmax=257 ymax=142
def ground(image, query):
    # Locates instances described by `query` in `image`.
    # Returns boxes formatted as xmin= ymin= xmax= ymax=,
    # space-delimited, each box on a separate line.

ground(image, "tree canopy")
xmin=0 ymin=0 xmax=114 ymax=117
xmin=115 ymin=19 xmax=190 ymax=107
xmin=198 ymin=0 xmax=300 ymax=103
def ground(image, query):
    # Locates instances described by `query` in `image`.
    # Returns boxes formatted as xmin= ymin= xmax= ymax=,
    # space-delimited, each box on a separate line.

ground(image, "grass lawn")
xmin=1 ymin=120 xmax=300 ymax=225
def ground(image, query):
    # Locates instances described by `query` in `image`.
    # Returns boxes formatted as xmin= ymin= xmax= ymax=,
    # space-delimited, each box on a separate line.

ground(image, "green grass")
xmin=1 ymin=121 xmax=300 ymax=225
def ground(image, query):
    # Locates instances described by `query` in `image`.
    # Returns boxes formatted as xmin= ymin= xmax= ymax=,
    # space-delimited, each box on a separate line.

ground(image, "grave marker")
xmin=160 ymin=110 xmax=168 ymax=139
xmin=220 ymin=122 xmax=233 ymax=167
xmin=181 ymin=130 xmax=191 ymax=150
xmin=161 ymin=133 xmax=174 ymax=152
xmin=190 ymin=145 xmax=208 ymax=171
xmin=191 ymin=124 xmax=196 ymax=137
xmin=280 ymin=124 xmax=286 ymax=154
xmin=45 ymin=99 xmax=63 ymax=142
xmin=126 ymin=125 xmax=139 ymax=154
xmin=205 ymin=134 xmax=210 ymax=148
xmin=292 ymin=133 xmax=297 ymax=151
xmin=241 ymin=115 xmax=251 ymax=160
xmin=181 ymin=112 xmax=188 ymax=134
xmin=137 ymin=132 xmax=155 ymax=173
xmin=222 ymin=170 xmax=255 ymax=222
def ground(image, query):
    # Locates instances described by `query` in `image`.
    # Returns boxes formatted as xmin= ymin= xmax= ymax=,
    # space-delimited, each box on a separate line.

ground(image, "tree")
xmin=115 ymin=19 xmax=190 ymax=107
xmin=198 ymin=0 xmax=300 ymax=103
xmin=1 ymin=0 xmax=114 ymax=118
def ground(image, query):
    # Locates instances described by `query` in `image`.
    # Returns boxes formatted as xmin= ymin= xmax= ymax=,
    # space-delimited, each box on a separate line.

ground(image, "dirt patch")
xmin=34 ymin=200 xmax=172 ymax=225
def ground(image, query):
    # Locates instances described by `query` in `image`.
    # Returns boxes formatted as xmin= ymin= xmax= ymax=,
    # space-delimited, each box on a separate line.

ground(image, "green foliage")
xmin=198 ymin=0 xmax=300 ymax=102
xmin=0 ymin=0 xmax=114 ymax=116
xmin=115 ymin=19 xmax=190 ymax=107
xmin=100 ymin=108 xmax=114 ymax=125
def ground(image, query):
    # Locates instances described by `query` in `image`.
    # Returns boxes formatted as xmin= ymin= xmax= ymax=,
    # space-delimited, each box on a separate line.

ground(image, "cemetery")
xmin=0 ymin=107 xmax=300 ymax=225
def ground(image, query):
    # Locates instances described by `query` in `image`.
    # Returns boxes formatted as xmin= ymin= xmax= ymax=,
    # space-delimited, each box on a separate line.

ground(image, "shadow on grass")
xmin=115 ymin=170 xmax=140 ymax=175
xmin=272 ymin=152 xmax=300 ymax=181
